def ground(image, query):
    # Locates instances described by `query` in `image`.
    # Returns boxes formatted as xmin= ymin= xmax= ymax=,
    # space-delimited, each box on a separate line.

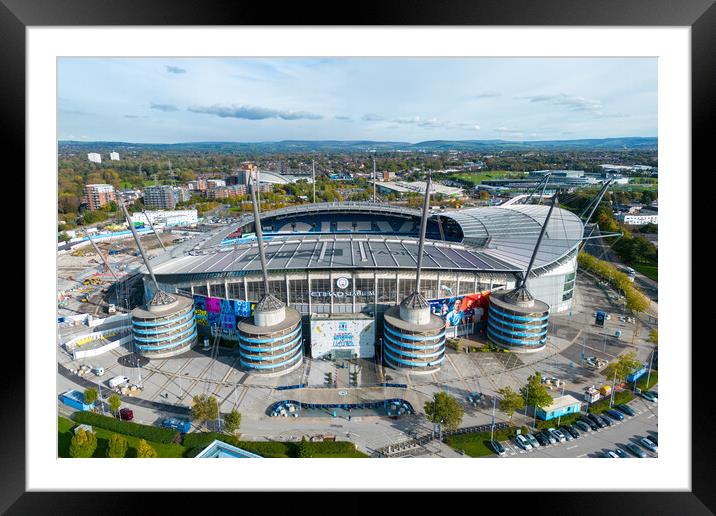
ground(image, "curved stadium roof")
xmin=151 ymin=202 xmax=583 ymax=280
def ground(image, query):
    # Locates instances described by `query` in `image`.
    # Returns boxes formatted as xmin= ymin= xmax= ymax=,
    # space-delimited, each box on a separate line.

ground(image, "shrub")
xmin=137 ymin=439 xmax=158 ymax=458
xmin=587 ymin=391 xmax=635 ymax=414
xmin=107 ymin=433 xmax=128 ymax=458
xmin=72 ymin=412 xmax=179 ymax=444
xmin=70 ymin=427 xmax=97 ymax=458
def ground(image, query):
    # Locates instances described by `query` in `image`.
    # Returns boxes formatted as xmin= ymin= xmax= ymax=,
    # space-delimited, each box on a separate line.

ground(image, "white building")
xmin=616 ymin=211 xmax=658 ymax=225
xmin=87 ymin=152 xmax=102 ymax=164
xmin=109 ymin=152 xmax=120 ymax=161
xmin=130 ymin=209 xmax=198 ymax=228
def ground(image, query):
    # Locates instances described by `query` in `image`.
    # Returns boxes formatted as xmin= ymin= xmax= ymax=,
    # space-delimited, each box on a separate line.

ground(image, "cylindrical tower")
xmin=131 ymin=292 xmax=198 ymax=358
xmin=487 ymin=287 xmax=549 ymax=352
xmin=237 ymin=294 xmax=303 ymax=376
xmin=382 ymin=292 xmax=446 ymax=374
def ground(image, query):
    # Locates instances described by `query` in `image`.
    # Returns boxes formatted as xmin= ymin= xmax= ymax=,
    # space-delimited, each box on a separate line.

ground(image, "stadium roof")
xmin=151 ymin=203 xmax=583 ymax=279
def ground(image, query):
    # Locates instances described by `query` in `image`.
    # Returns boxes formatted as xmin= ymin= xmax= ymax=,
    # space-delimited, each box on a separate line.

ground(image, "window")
xmin=399 ymin=278 xmax=416 ymax=300
xmin=377 ymin=278 xmax=397 ymax=303
xmin=458 ymin=274 xmax=477 ymax=295
xmin=268 ymin=280 xmax=287 ymax=303
xmin=310 ymin=278 xmax=331 ymax=305
xmin=421 ymin=278 xmax=438 ymax=300
xmin=246 ymin=280 xmax=265 ymax=302
xmin=227 ymin=282 xmax=244 ymax=300
xmin=193 ymin=285 xmax=208 ymax=296
xmin=289 ymin=279 xmax=309 ymax=304
xmin=354 ymin=277 xmax=374 ymax=303
xmin=209 ymin=283 xmax=225 ymax=298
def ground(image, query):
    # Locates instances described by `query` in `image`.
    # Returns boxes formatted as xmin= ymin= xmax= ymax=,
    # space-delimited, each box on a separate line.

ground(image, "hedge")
xmin=534 ymin=412 xmax=582 ymax=430
xmin=182 ymin=432 xmax=293 ymax=458
xmin=587 ymin=390 xmax=635 ymax=414
xmin=72 ymin=412 xmax=179 ymax=444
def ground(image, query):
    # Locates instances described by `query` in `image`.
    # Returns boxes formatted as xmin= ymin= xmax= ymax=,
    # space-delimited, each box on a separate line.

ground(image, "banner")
xmin=193 ymin=294 xmax=255 ymax=331
xmin=429 ymin=291 xmax=491 ymax=335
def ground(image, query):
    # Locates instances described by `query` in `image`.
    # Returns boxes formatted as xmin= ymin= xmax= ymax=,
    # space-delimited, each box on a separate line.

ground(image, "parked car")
xmin=614 ymin=448 xmax=629 ymax=458
xmin=641 ymin=391 xmax=658 ymax=403
xmin=540 ymin=430 xmax=556 ymax=445
xmin=561 ymin=424 xmax=580 ymax=439
xmin=559 ymin=427 xmax=574 ymax=441
xmin=582 ymin=416 xmax=600 ymax=430
xmin=490 ymin=440 xmax=506 ymax=456
xmin=524 ymin=433 xmax=540 ymax=448
xmin=648 ymin=391 xmax=658 ymax=399
xmin=639 ymin=437 xmax=658 ymax=453
xmin=605 ymin=450 xmax=620 ymax=458
xmin=534 ymin=432 xmax=550 ymax=447
xmin=574 ymin=420 xmax=591 ymax=433
xmin=118 ymin=408 xmax=134 ymax=421
xmin=548 ymin=428 xmax=566 ymax=443
xmin=625 ymin=443 xmax=647 ymax=458
xmin=598 ymin=415 xmax=612 ymax=427
xmin=616 ymin=404 xmax=636 ymax=416
xmin=648 ymin=432 xmax=658 ymax=445
xmin=605 ymin=409 xmax=625 ymax=421
xmin=514 ymin=434 xmax=532 ymax=451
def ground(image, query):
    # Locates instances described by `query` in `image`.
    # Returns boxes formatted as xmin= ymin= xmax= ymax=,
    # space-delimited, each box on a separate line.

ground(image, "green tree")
xmin=107 ymin=393 xmax=121 ymax=416
xmin=69 ymin=427 xmax=97 ymax=458
xmin=648 ymin=329 xmax=658 ymax=345
xmin=519 ymin=373 xmax=552 ymax=413
xmin=84 ymin=387 xmax=98 ymax=407
xmin=58 ymin=232 xmax=71 ymax=242
xmin=136 ymin=439 xmax=158 ymax=458
xmin=424 ymin=392 xmax=464 ymax=432
xmin=603 ymin=350 xmax=643 ymax=382
xmin=191 ymin=394 xmax=219 ymax=428
xmin=106 ymin=433 xmax=128 ymax=458
xmin=224 ymin=410 xmax=242 ymax=434
xmin=497 ymin=387 xmax=525 ymax=422
xmin=298 ymin=436 xmax=311 ymax=458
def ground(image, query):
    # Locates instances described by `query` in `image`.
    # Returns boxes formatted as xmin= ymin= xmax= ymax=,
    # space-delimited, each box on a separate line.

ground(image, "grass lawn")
xmin=59 ymin=417 xmax=368 ymax=458
xmin=445 ymin=427 xmax=515 ymax=457
xmin=59 ymin=416 xmax=185 ymax=458
xmin=587 ymin=391 xmax=635 ymax=415
xmin=633 ymin=264 xmax=658 ymax=281
xmin=446 ymin=171 xmax=527 ymax=186
xmin=634 ymin=370 xmax=658 ymax=391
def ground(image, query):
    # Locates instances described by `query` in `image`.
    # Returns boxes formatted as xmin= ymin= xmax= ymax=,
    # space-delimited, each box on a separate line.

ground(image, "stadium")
xmin=140 ymin=201 xmax=583 ymax=366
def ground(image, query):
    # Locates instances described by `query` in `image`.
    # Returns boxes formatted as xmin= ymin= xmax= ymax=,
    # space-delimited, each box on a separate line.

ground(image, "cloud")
xmin=124 ymin=114 xmax=149 ymax=119
xmin=188 ymin=104 xmax=322 ymax=120
xmin=60 ymin=108 xmax=92 ymax=115
xmin=335 ymin=115 xmax=351 ymax=120
xmin=150 ymin=103 xmax=179 ymax=112
xmin=361 ymin=113 xmax=385 ymax=121
xmin=166 ymin=66 xmax=187 ymax=74
xmin=390 ymin=116 xmax=480 ymax=131
xmin=517 ymin=93 xmax=619 ymax=117
xmin=474 ymin=92 xmax=501 ymax=99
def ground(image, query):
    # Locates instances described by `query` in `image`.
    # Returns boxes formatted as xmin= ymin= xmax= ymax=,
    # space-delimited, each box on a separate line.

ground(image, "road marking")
xmin=566 ymin=445 xmax=578 ymax=450
xmin=647 ymin=414 xmax=655 ymax=419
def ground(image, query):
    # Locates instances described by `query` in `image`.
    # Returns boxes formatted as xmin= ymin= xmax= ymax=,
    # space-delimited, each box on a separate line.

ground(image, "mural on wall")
xmin=193 ymin=295 xmax=255 ymax=333
xmin=428 ymin=291 xmax=491 ymax=336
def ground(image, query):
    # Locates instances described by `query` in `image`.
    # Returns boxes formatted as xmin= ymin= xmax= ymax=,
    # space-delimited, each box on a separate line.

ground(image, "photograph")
xmin=55 ymin=56 xmax=661 ymax=461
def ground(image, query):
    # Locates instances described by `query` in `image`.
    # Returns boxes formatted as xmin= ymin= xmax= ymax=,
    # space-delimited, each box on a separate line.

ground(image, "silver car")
xmin=548 ymin=428 xmax=567 ymax=443
xmin=524 ymin=433 xmax=540 ymax=448
xmin=514 ymin=434 xmax=532 ymax=451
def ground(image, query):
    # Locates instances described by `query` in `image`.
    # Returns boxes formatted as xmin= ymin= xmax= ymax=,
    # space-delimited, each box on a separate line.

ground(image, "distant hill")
xmin=59 ymin=137 xmax=657 ymax=154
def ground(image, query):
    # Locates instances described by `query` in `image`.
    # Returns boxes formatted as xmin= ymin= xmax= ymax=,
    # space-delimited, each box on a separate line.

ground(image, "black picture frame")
xmin=2 ymin=0 xmax=709 ymax=512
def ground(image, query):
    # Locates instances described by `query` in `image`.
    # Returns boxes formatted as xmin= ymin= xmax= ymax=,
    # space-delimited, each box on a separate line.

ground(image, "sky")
xmin=58 ymin=57 xmax=657 ymax=143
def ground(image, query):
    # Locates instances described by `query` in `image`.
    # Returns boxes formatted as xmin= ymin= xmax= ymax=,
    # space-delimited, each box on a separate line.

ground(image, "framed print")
xmin=3 ymin=0 xmax=711 ymax=512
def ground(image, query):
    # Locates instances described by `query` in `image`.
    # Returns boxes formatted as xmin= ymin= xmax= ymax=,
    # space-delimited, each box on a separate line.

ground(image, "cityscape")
xmin=57 ymin=57 xmax=658 ymax=459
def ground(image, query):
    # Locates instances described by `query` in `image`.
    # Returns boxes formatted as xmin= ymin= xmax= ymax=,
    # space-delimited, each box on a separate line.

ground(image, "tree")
xmin=224 ymin=410 xmax=242 ymax=434
xmin=424 ymin=392 xmax=464 ymax=432
xmin=648 ymin=329 xmax=658 ymax=345
xmin=136 ymin=439 xmax=158 ymax=458
xmin=106 ymin=433 xmax=128 ymax=458
xmin=84 ymin=387 xmax=98 ymax=408
xmin=191 ymin=394 xmax=219 ymax=428
xmin=519 ymin=373 xmax=552 ymax=413
xmin=298 ymin=436 xmax=311 ymax=458
xmin=497 ymin=387 xmax=525 ymax=422
xmin=602 ymin=350 xmax=643 ymax=382
xmin=69 ymin=427 xmax=97 ymax=458
xmin=108 ymin=394 xmax=121 ymax=416
xmin=479 ymin=190 xmax=491 ymax=201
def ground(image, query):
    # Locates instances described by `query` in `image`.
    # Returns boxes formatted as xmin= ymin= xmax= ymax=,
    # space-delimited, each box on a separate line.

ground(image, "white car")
xmin=524 ymin=433 xmax=540 ymax=448
xmin=548 ymin=428 xmax=567 ymax=443
xmin=514 ymin=434 xmax=532 ymax=451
